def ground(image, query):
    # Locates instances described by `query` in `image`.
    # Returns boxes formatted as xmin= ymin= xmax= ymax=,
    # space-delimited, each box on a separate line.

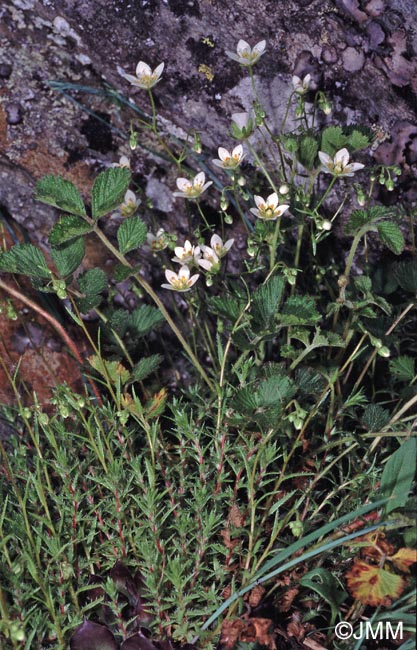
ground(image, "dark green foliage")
xmin=280 ymin=295 xmax=320 ymax=325
xmin=344 ymin=206 xmax=394 ymax=235
xmin=131 ymin=355 xmax=163 ymax=382
xmin=361 ymin=404 xmax=390 ymax=431
xmin=299 ymin=135 xmax=318 ymax=169
xmin=91 ymin=168 xmax=131 ymax=219
xmin=35 ymin=174 xmax=87 ymax=216
xmin=392 ymin=258 xmax=417 ymax=293
xmin=77 ymin=267 xmax=107 ymax=312
xmin=117 ymin=216 xmax=147 ymax=254
xmin=49 ymin=214 xmax=92 ymax=245
xmin=51 ymin=237 xmax=85 ymax=277
xmin=380 ymin=439 xmax=417 ymax=514
xmin=0 ymin=243 xmax=50 ymax=279
xmin=377 ymin=221 xmax=404 ymax=255
xmin=389 ymin=356 xmax=415 ymax=382
xmin=251 ymin=275 xmax=285 ymax=329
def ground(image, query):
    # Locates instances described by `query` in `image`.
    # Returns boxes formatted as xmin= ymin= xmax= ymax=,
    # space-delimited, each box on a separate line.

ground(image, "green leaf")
xmin=362 ymin=404 xmax=390 ymax=431
xmin=0 ymin=244 xmax=50 ymax=279
xmin=51 ymin=238 xmax=85 ymax=277
xmin=257 ymin=376 xmax=294 ymax=407
xmin=49 ymin=215 xmax=92 ymax=245
xmin=35 ymin=175 xmax=86 ymax=216
xmin=91 ymin=167 xmax=131 ymax=219
xmin=380 ymin=439 xmax=417 ymax=514
xmin=393 ymin=258 xmax=417 ymax=294
xmin=78 ymin=268 xmax=107 ymax=296
xmin=345 ymin=206 xmax=394 ymax=235
xmin=208 ymin=296 xmax=245 ymax=322
xmin=130 ymin=355 xmax=163 ymax=382
xmin=252 ymin=275 xmax=285 ymax=328
xmin=346 ymin=129 xmax=371 ymax=151
xmin=299 ymin=136 xmax=319 ymax=169
xmin=280 ymin=295 xmax=320 ymax=325
xmin=117 ymin=216 xmax=147 ymax=254
xmin=232 ymin=386 xmax=258 ymax=413
xmin=295 ymin=367 xmax=326 ymax=396
xmin=377 ymin=221 xmax=404 ymax=255
xmin=389 ymin=356 xmax=415 ymax=382
xmin=320 ymin=126 xmax=346 ymax=156
xmin=129 ymin=305 xmax=164 ymax=337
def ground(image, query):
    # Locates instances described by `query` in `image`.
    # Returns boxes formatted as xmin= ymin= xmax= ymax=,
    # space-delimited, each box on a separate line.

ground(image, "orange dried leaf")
xmin=346 ymin=559 xmax=405 ymax=606
xmin=389 ymin=547 xmax=417 ymax=573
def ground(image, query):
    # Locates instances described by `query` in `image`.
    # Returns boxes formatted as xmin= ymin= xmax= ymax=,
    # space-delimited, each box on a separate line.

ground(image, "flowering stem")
xmin=247 ymin=141 xmax=278 ymax=194
xmin=90 ymin=222 xmax=214 ymax=391
xmin=196 ymin=200 xmax=211 ymax=230
xmin=314 ymin=175 xmax=337 ymax=212
xmin=268 ymin=219 xmax=281 ymax=273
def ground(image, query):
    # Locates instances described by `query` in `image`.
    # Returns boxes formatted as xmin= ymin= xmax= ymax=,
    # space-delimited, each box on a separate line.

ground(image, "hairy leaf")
xmin=78 ymin=268 xmax=107 ymax=296
xmin=51 ymin=237 xmax=85 ymax=277
xmin=280 ymin=296 xmax=320 ymax=325
xmin=49 ymin=214 xmax=92 ymax=245
xmin=88 ymin=356 xmax=130 ymax=385
xmin=256 ymin=376 xmax=294 ymax=407
xmin=344 ymin=206 xmax=394 ymax=235
xmin=129 ymin=305 xmax=164 ymax=337
xmin=252 ymin=275 xmax=285 ymax=329
xmin=377 ymin=221 xmax=404 ymax=255
xmin=299 ymin=135 xmax=319 ymax=169
xmin=0 ymin=243 xmax=50 ymax=279
xmin=346 ymin=129 xmax=371 ymax=151
xmin=117 ymin=216 xmax=147 ymax=254
xmin=392 ymin=258 xmax=417 ymax=293
xmin=208 ymin=296 xmax=246 ymax=322
xmin=91 ymin=167 xmax=131 ymax=219
xmin=362 ymin=404 xmax=390 ymax=431
xmin=320 ymin=126 xmax=346 ymax=155
xmin=131 ymin=355 xmax=163 ymax=382
xmin=389 ymin=356 xmax=415 ymax=382
xmin=36 ymin=174 xmax=87 ymax=217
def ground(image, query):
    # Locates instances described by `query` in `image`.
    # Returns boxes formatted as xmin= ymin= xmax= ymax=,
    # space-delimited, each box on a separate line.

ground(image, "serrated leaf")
xmin=51 ymin=238 xmax=85 ymax=277
xmin=145 ymin=388 xmax=167 ymax=419
xmin=91 ymin=167 xmax=131 ymax=219
xmin=280 ymin=295 xmax=320 ymax=325
xmin=295 ymin=367 xmax=326 ymax=395
xmin=232 ymin=386 xmax=258 ymax=413
xmin=377 ymin=221 xmax=404 ymax=255
xmin=252 ymin=275 xmax=285 ymax=329
xmin=129 ymin=305 xmax=164 ymax=338
xmin=380 ymin=438 xmax=417 ymax=514
xmin=131 ymin=355 xmax=163 ymax=382
xmin=36 ymin=174 xmax=86 ymax=216
xmin=345 ymin=206 xmax=394 ymax=235
xmin=362 ymin=404 xmax=390 ymax=431
xmin=320 ymin=126 xmax=346 ymax=156
xmin=114 ymin=263 xmax=134 ymax=282
xmin=346 ymin=129 xmax=371 ymax=151
xmin=208 ymin=296 xmax=245 ymax=321
xmin=49 ymin=214 xmax=92 ymax=245
xmin=346 ymin=560 xmax=405 ymax=606
xmin=389 ymin=356 xmax=415 ymax=382
xmin=256 ymin=375 xmax=294 ymax=407
xmin=78 ymin=268 xmax=107 ymax=296
xmin=300 ymin=568 xmax=347 ymax=610
xmin=0 ymin=243 xmax=50 ymax=279
xmin=299 ymin=135 xmax=319 ymax=169
xmin=88 ymin=356 xmax=130 ymax=385
xmin=117 ymin=216 xmax=147 ymax=254
xmin=393 ymin=258 xmax=417 ymax=293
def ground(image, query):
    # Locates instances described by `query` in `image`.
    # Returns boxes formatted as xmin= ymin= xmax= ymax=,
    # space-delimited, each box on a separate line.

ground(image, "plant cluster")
xmin=0 ymin=37 xmax=416 ymax=650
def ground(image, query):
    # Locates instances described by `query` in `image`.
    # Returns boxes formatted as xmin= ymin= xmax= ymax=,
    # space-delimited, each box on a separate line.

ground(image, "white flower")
xmin=197 ymin=246 xmax=220 ymax=273
xmin=250 ymin=192 xmax=290 ymax=221
xmin=318 ymin=148 xmax=365 ymax=176
xmin=112 ymin=155 xmax=130 ymax=168
xmin=226 ymin=39 xmax=266 ymax=66
xmin=161 ymin=266 xmax=199 ymax=292
xmin=115 ymin=190 xmax=141 ymax=218
xmin=147 ymin=228 xmax=168 ymax=251
xmin=172 ymin=240 xmax=201 ymax=265
xmin=173 ymin=172 xmax=213 ymax=199
xmin=212 ymin=145 xmax=244 ymax=170
xmin=122 ymin=61 xmax=164 ymax=89
xmin=210 ymin=234 xmax=234 ymax=258
xmin=292 ymin=73 xmax=311 ymax=94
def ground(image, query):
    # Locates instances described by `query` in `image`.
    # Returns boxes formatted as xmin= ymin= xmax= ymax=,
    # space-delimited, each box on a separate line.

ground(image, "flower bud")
xmin=279 ymin=184 xmax=290 ymax=195
xmin=224 ymin=213 xmax=233 ymax=224
xmin=385 ymin=179 xmax=395 ymax=191
xmin=322 ymin=219 xmax=332 ymax=231
xmin=377 ymin=346 xmax=390 ymax=358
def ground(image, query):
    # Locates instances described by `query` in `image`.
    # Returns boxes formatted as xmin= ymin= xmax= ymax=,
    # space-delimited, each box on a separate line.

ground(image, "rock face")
xmin=0 ymin=0 xmax=416 ymax=235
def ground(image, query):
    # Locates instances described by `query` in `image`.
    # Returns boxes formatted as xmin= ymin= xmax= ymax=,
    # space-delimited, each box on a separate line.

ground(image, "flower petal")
xmin=178 ymin=266 xmax=191 ymax=280
xmin=154 ymin=62 xmax=165 ymax=78
xmin=176 ymin=178 xmax=192 ymax=191
xmin=237 ymin=39 xmax=250 ymax=55
xmin=136 ymin=61 xmax=152 ymax=76
xmin=335 ymin=148 xmax=350 ymax=167
xmin=318 ymin=151 xmax=331 ymax=166
xmin=254 ymin=195 xmax=265 ymax=208
xmin=218 ymin=147 xmax=230 ymax=161
xmin=266 ymin=192 xmax=278 ymax=208
xmin=165 ymin=269 xmax=178 ymax=283
xmin=253 ymin=40 xmax=266 ymax=55
xmin=193 ymin=171 xmax=206 ymax=186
